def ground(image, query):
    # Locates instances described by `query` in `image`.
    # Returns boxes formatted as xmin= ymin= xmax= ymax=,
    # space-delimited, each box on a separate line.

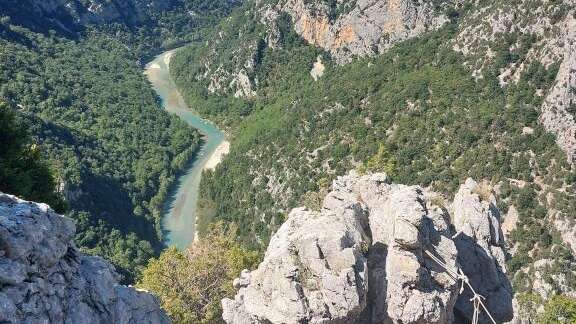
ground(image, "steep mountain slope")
xmin=0 ymin=25 xmax=201 ymax=281
xmin=271 ymin=0 xmax=450 ymax=63
xmin=0 ymin=0 xmax=241 ymax=57
xmin=169 ymin=0 xmax=576 ymax=319
xmin=0 ymin=100 xmax=66 ymax=213
xmin=0 ymin=0 xmax=170 ymax=31
xmin=0 ymin=0 xmax=241 ymax=281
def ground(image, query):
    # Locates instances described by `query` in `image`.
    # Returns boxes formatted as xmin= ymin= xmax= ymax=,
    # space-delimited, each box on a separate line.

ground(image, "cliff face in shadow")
xmin=0 ymin=0 xmax=173 ymax=34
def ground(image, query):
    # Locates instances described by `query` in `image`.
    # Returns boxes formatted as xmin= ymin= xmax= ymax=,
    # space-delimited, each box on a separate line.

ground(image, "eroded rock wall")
xmin=278 ymin=0 xmax=448 ymax=64
xmin=539 ymin=16 xmax=576 ymax=166
xmin=222 ymin=172 xmax=513 ymax=324
xmin=0 ymin=193 xmax=169 ymax=324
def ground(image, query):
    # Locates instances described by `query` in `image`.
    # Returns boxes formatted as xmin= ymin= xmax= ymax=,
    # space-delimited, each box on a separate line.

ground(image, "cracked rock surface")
xmin=0 ymin=193 xmax=169 ymax=324
xmin=277 ymin=0 xmax=448 ymax=64
xmin=222 ymin=172 xmax=513 ymax=324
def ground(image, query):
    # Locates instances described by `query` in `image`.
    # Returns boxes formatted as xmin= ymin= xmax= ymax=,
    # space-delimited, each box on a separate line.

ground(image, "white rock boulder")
xmin=0 ymin=193 xmax=169 ymax=324
xmin=223 ymin=173 xmax=513 ymax=324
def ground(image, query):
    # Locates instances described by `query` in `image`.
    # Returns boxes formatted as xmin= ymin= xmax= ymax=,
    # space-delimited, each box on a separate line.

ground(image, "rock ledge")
xmin=223 ymin=172 xmax=513 ymax=324
xmin=0 ymin=193 xmax=169 ymax=324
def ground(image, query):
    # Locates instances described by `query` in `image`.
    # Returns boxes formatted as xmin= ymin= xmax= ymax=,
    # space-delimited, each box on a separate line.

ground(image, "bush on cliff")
xmin=138 ymin=223 xmax=259 ymax=323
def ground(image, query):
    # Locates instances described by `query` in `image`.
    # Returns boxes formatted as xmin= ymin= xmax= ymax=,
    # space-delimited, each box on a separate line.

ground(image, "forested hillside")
xmin=0 ymin=100 xmax=65 ymax=211
xmin=3 ymin=0 xmax=576 ymax=321
xmin=169 ymin=0 xmax=576 ymax=318
xmin=0 ymin=0 xmax=239 ymax=281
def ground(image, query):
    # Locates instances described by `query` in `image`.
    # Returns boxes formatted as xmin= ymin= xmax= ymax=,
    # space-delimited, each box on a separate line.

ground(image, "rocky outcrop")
xmin=222 ymin=172 xmax=513 ymax=324
xmin=553 ymin=215 xmax=576 ymax=256
xmin=222 ymin=195 xmax=370 ymax=323
xmin=231 ymin=70 xmax=257 ymax=98
xmin=276 ymin=0 xmax=448 ymax=63
xmin=0 ymin=193 xmax=169 ymax=324
xmin=539 ymin=15 xmax=576 ymax=165
xmin=364 ymin=180 xmax=460 ymax=324
xmin=452 ymin=179 xmax=513 ymax=323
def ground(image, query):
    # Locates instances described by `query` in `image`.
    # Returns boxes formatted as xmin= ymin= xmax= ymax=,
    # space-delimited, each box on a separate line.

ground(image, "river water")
xmin=144 ymin=49 xmax=225 ymax=249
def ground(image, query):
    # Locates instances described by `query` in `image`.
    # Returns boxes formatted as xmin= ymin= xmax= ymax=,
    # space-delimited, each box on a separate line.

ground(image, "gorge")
xmin=145 ymin=49 xmax=227 ymax=249
xmin=2 ymin=0 xmax=576 ymax=323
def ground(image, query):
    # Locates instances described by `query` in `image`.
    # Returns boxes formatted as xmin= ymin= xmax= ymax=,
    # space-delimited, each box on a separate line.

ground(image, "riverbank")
xmin=145 ymin=48 xmax=226 ymax=249
xmin=204 ymin=140 xmax=230 ymax=171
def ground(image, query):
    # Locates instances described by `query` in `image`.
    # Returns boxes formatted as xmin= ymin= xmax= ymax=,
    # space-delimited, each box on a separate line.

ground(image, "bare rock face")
xmin=539 ymin=16 xmax=576 ymax=165
xmin=222 ymin=172 xmax=513 ymax=324
xmin=366 ymin=184 xmax=460 ymax=324
xmin=0 ymin=193 xmax=169 ymax=324
xmin=222 ymin=188 xmax=371 ymax=323
xmin=452 ymin=179 xmax=513 ymax=323
xmin=277 ymin=0 xmax=448 ymax=64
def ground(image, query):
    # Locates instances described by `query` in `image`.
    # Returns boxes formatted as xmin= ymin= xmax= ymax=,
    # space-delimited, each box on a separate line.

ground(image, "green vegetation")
xmin=0 ymin=12 xmax=204 ymax=282
xmin=2 ymin=0 xmax=576 ymax=320
xmin=0 ymin=0 xmax=243 ymax=283
xmin=138 ymin=223 xmax=259 ymax=323
xmin=0 ymin=0 xmax=240 ymax=59
xmin=94 ymin=0 xmax=242 ymax=60
xmin=358 ymin=144 xmax=397 ymax=176
xmin=171 ymin=1 xmax=576 ymax=302
xmin=539 ymin=295 xmax=576 ymax=324
xmin=516 ymin=293 xmax=576 ymax=323
xmin=0 ymin=100 xmax=65 ymax=211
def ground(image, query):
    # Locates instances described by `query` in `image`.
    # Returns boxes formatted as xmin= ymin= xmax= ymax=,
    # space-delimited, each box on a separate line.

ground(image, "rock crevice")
xmin=222 ymin=172 xmax=513 ymax=324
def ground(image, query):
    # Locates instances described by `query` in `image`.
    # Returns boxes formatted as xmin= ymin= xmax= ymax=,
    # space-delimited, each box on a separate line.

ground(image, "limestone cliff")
xmin=195 ymin=0 xmax=449 ymax=99
xmin=222 ymin=172 xmax=513 ymax=324
xmin=275 ymin=0 xmax=449 ymax=64
xmin=0 ymin=193 xmax=169 ymax=324
xmin=540 ymin=15 xmax=576 ymax=166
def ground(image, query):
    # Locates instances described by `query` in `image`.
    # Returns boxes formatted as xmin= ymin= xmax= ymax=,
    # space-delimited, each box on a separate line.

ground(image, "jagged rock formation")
xmin=0 ymin=193 xmax=169 ymax=324
xmin=275 ymin=0 xmax=448 ymax=64
xmin=540 ymin=15 xmax=576 ymax=165
xmin=222 ymin=172 xmax=513 ymax=324
xmin=554 ymin=215 xmax=576 ymax=256
xmin=452 ymin=179 xmax=513 ymax=322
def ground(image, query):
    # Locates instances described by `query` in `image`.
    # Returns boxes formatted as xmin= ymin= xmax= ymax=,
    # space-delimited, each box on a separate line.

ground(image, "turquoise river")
xmin=145 ymin=49 xmax=225 ymax=249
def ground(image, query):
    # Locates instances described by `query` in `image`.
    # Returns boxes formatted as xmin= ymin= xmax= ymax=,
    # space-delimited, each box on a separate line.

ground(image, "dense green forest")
xmin=0 ymin=99 xmax=66 ymax=211
xmin=0 ymin=0 xmax=240 ymax=58
xmin=0 ymin=0 xmax=242 ymax=282
xmin=171 ymin=0 xmax=576 ymax=304
xmin=90 ymin=0 xmax=243 ymax=60
xmin=0 ymin=20 xmax=200 ymax=281
xmin=0 ymin=0 xmax=246 ymax=281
